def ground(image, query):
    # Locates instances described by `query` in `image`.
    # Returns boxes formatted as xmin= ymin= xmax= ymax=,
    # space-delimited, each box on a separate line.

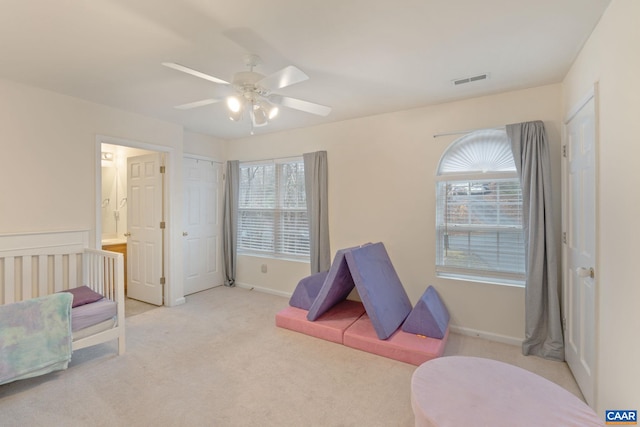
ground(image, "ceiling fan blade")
xmin=269 ymin=95 xmax=331 ymax=116
xmin=173 ymin=99 xmax=221 ymax=110
xmin=258 ymin=66 xmax=309 ymax=91
xmin=162 ymin=62 xmax=230 ymax=85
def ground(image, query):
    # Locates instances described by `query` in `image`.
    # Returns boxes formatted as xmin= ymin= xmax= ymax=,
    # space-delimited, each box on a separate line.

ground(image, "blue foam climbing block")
xmin=289 ymin=271 xmax=329 ymax=310
xmin=307 ymin=246 xmax=364 ymax=321
xmin=402 ymin=286 xmax=449 ymax=339
xmin=345 ymin=242 xmax=412 ymax=340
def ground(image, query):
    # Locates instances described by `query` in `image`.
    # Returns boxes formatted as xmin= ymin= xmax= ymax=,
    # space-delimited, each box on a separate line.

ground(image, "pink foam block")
xmin=343 ymin=314 xmax=448 ymax=365
xmin=275 ymin=300 xmax=366 ymax=344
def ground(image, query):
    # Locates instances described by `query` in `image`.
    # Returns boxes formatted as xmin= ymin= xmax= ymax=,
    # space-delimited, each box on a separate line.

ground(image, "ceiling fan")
xmin=162 ymin=54 xmax=331 ymax=128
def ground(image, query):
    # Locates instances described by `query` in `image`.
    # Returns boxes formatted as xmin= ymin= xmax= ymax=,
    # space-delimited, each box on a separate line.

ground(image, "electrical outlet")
xmin=261 ymin=264 xmax=267 ymax=273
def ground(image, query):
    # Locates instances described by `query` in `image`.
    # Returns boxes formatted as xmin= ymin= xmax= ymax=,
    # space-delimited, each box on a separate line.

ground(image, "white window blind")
xmin=435 ymin=130 xmax=525 ymax=285
xmin=238 ymin=158 xmax=309 ymax=259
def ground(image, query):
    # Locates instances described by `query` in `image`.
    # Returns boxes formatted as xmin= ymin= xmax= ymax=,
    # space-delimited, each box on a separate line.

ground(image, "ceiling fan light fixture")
xmin=267 ymin=104 xmax=279 ymax=120
xmin=251 ymin=103 xmax=268 ymax=126
xmin=229 ymin=107 xmax=243 ymax=122
xmin=226 ymin=96 xmax=242 ymax=113
xmin=255 ymin=100 xmax=278 ymax=121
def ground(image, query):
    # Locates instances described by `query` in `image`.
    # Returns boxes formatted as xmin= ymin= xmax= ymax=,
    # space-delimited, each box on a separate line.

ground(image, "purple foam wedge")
xmin=345 ymin=242 xmax=412 ymax=340
xmin=289 ymin=271 xmax=329 ymax=310
xmin=402 ymin=286 xmax=450 ymax=339
xmin=307 ymin=245 xmax=370 ymax=321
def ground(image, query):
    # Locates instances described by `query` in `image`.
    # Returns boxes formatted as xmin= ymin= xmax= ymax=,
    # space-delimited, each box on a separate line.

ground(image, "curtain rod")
xmin=238 ymin=154 xmax=303 ymax=164
xmin=433 ymin=126 xmax=505 ymax=139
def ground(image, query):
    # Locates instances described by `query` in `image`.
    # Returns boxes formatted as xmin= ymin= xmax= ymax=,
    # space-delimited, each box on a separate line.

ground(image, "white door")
xmin=183 ymin=157 xmax=223 ymax=295
xmin=563 ymin=93 xmax=597 ymax=406
xmin=127 ymin=153 xmax=164 ymax=306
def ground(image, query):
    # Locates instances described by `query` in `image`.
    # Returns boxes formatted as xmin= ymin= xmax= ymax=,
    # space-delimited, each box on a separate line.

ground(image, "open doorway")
xmin=96 ymin=135 xmax=172 ymax=315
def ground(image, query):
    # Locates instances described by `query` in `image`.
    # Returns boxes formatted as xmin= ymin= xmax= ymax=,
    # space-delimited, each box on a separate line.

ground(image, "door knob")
xmin=576 ymin=267 xmax=594 ymax=279
xmin=124 ymin=232 xmax=131 ymax=237
xmin=182 ymin=231 xmax=189 ymax=236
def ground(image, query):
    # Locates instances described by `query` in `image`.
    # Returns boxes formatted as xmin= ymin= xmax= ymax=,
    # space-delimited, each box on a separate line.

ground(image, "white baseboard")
xmin=170 ymin=297 xmax=186 ymax=307
xmin=235 ymin=282 xmax=292 ymax=299
xmin=449 ymin=325 xmax=523 ymax=347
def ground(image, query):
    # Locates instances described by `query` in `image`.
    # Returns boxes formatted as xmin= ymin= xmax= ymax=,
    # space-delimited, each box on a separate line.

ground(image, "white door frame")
xmin=562 ymin=84 xmax=599 ymax=407
xmin=95 ymin=135 xmax=176 ymax=306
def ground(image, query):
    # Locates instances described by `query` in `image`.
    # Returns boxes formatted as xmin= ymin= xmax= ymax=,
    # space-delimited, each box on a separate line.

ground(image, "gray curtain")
xmin=303 ymin=151 xmax=331 ymax=273
xmin=222 ymin=160 xmax=239 ymax=287
xmin=507 ymin=121 xmax=564 ymax=361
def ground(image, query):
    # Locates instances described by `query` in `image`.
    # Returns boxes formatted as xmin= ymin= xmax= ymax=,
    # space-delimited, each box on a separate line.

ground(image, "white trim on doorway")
xmin=95 ymin=135 xmax=184 ymax=307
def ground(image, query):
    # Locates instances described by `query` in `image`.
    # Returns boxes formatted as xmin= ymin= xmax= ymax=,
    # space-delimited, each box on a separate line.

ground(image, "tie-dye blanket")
xmin=0 ymin=293 xmax=73 ymax=385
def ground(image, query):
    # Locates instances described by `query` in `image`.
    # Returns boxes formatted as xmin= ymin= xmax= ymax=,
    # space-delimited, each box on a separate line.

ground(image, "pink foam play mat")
xmin=275 ymin=300 xmax=365 ymax=344
xmin=343 ymin=313 xmax=448 ymax=365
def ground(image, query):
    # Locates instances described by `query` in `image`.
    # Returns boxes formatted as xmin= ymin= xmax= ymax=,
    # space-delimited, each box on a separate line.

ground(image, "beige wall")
xmin=0 ymin=79 xmax=178 ymax=234
xmin=227 ymin=83 xmax=563 ymax=343
xmin=563 ymin=0 xmax=640 ymax=413
xmin=184 ymin=130 xmax=227 ymax=161
xmin=0 ymin=78 xmax=191 ymax=306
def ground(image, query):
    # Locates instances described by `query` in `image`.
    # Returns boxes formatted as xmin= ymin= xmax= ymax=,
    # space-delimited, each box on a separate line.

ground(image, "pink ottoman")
xmin=411 ymin=356 xmax=603 ymax=427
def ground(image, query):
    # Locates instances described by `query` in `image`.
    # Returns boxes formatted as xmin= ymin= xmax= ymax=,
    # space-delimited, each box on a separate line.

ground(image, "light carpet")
xmin=0 ymin=286 xmax=581 ymax=426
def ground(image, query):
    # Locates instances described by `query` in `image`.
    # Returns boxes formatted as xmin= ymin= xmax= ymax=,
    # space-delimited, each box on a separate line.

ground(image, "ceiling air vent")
xmin=452 ymin=73 xmax=489 ymax=86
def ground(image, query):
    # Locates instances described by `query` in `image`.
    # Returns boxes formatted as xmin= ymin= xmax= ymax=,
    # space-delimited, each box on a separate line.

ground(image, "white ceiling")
xmin=0 ymin=0 xmax=610 ymax=140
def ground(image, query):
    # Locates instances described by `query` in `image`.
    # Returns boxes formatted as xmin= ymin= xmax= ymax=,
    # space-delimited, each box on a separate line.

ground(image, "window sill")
xmin=437 ymin=272 xmax=525 ymax=288
xmin=238 ymin=252 xmax=310 ymax=264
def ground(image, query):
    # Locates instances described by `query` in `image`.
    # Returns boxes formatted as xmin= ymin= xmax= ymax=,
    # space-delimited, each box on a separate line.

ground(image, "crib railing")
xmin=83 ymin=248 xmax=124 ymax=303
xmin=75 ymin=247 xmax=126 ymax=355
xmin=0 ymin=230 xmax=123 ymax=305
xmin=0 ymin=230 xmax=126 ymax=355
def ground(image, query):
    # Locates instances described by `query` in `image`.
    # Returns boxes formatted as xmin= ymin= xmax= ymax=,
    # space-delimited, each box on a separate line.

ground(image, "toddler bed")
xmin=0 ymin=230 xmax=125 ymax=369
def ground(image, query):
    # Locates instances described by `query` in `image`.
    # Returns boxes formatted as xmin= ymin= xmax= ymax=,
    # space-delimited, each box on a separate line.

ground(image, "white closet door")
xmin=563 ymin=93 xmax=597 ymax=406
xmin=183 ymin=157 xmax=223 ymax=295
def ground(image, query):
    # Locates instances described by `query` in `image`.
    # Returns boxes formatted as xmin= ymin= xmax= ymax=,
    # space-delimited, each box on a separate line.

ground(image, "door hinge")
xmin=160 ymin=165 xmax=166 ymax=174
xmin=562 ymin=316 xmax=567 ymax=331
xmin=562 ymin=232 xmax=567 ymax=244
xmin=562 ymin=145 xmax=567 ymax=157
xmin=160 ymin=221 xmax=166 ymax=229
xmin=160 ymin=277 xmax=166 ymax=285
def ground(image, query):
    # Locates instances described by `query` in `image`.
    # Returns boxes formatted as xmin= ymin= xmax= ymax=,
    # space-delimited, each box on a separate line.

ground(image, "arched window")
xmin=435 ymin=129 xmax=525 ymax=286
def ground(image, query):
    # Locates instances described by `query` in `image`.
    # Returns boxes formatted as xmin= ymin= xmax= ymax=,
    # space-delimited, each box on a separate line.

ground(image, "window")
xmin=435 ymin=129 xmax=525 ymax=286
xmin=238 ymin=157 xmax=309 ymax=259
